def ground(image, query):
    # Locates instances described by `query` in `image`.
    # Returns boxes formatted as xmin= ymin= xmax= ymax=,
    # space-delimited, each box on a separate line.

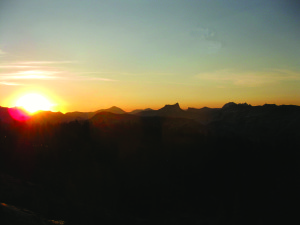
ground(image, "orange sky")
xmin=1 ymin=1 xmax=300 ymax=113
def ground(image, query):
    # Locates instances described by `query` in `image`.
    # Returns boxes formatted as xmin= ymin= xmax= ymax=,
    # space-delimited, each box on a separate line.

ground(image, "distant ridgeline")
xmin=1 ymin=102 xmax=300 ymax=140
xmin=0 ymin=102 xmax=299 ymax=224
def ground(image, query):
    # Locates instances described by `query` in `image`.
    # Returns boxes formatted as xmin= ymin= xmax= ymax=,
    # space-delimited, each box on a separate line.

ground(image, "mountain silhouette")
xmin=2 ymin=103 xmax=300 ymax=133
xmin=1 ymin=102 xmax=300 ymax=224
xmin=90 ymin=111 xmax=138 ymax=126
xmin=138 ymin=103 xmax=188 ymax=118
xmin=129 ymin=108 xmax=153 ymax=114
xmin=64 ymin=111 xmax=94 ymax=121
xmin=95 ymin=106 xmax=126 ymax=114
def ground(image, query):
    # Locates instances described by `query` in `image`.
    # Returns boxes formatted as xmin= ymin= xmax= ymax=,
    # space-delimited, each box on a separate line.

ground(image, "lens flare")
xmin=8 ymin=107 xmax=30 ymax=121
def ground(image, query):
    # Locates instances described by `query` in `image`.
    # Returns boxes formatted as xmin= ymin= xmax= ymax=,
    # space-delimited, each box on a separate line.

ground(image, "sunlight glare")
xmin=15 ymin=93 xmax=54 ymax=114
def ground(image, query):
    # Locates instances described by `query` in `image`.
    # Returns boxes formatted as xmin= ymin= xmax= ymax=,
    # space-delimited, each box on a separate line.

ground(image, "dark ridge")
xmin=129 ymin=108 xmax=153 ymax=115
xmin=90 ymin=111 xmax=138 ymax=124
xmin=222 ymin=102 xmax=252 ymax=110
xmin=138 ymin=103 xmax=187 ymax=118
xmin=159 ymin=102 xmax=181 ymax=111
xmin=96 ymin=106 xmax=126 ymax=114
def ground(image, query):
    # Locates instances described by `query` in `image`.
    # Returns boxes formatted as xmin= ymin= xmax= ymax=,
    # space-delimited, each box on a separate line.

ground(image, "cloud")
xmin=0 ymin=81 xmax=21 ymax=86
xmin=0 ymin=60 xmax=118 ymax=84
xmin=0 ymin=60 xmax=76 ymax=71
xmin=67 ymin=75 xmax=117 ymax=82
xmin=77 ymin=71 xmax=134 ymax=76
xmin=19 ymin=61 xmax=77 ymax=64
xmin=0 ymin=65 xmax=40 ymax=69
xmin=0 ymin=69 xmax=118 ymax=83
xmin=86 ymin=77 xmax=117 ymax=81
xmin=79 ymin=71 xmax=174 ymax=77
xmin=0 ymin=70 xmax=59 ymax=80
xmin=195 ymin=69 xmax=300 ymax=87
xmin=45 ymin=71 xmax=118 ymax=82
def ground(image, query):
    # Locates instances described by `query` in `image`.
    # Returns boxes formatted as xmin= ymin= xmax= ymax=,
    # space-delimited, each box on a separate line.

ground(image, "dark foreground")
xmin=0 ymin=103 xmax=299 ymax=224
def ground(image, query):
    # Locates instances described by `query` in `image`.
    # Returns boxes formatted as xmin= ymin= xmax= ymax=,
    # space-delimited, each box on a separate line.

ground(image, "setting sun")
xmin=15 ymin=93 xmax=54 ymax=114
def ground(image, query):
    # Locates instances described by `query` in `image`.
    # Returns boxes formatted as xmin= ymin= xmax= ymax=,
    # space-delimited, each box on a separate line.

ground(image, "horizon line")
xmin=2 ymin=101 xmax=299 ymax=115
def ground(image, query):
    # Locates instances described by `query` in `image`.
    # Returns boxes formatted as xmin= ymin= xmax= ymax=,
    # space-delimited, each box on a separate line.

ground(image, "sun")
xmin=15 ymin=93 xmax=54 ymax=114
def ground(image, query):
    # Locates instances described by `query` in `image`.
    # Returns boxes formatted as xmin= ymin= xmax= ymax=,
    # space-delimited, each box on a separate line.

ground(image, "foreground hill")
xmin=0 ymin=201 xmax=64 ymax=225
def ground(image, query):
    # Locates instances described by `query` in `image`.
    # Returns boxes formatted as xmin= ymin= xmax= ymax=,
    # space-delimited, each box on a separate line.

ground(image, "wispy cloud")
xmin=0 ymin=70 xmax=59 ymax=80
xmin=0 ymin=70 xmax=117 ymax=83
xmin=18 ymin=60 xmax=77 ymax=64
xmin=0 ymin=60 xmax=76 ymax=70
xmin=0 ymin=65 xmax=40 ymax=69
xmin=0 ymin=81 xmax=21 ymax=86
xmin=85 ymin=77 xmax=117 ymax=81
xmin=0 ymin=60 xmax=118 ymax=83
xmin=45 ymin=71 xmax=118 ymax=82
xmin=78 ymin=71 xmax=173 ymax=77
xmin=77 ymin=71 xmax=134 ymax=76
xmin=195 ymin=69 xmax=300 ymax=87
xmin=64 ymin=74 xmax=117 ymax=82
xmin=1 ymin=60 xmax=171 ymax=83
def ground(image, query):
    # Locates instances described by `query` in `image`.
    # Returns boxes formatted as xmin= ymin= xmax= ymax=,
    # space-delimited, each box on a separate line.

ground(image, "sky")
xmin=1 ymin=0 xmax=300 ymax=112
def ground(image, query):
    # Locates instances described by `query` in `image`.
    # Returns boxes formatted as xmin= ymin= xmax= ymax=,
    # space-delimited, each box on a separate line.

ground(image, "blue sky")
xmin=1 ymin=0 xmax=300 ymax=112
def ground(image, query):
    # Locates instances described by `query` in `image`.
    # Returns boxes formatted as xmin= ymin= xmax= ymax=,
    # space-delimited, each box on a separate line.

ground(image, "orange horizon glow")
xmin=2 ymin=92 xmax=300 ymax=115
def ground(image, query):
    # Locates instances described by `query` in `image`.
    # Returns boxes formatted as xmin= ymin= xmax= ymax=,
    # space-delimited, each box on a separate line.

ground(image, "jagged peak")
xmin=222 ymin=102 xmax=251 ymax=109
xmin=222 ymin=102 xmax=237 ymax=109
xmin=161 ymin=102 xmax=181 ymax=109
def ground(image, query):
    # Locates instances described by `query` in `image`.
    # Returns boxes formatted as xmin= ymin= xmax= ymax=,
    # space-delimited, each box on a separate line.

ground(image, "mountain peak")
xmin=157 ymin=103 xmax=185 ymax=116
xmin=97 ymin=106 xmax=126 ymax=114
xmin=222 ymin=102 xmax=252 ymax=113
xmin=129 ymin=108 xmax=153 ymax=115
xmin=161 ymin=103 xmax=181 ymax=110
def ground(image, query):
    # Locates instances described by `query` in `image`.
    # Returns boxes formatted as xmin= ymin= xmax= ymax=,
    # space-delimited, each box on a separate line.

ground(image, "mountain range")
xmin=1 ymin=101 xmax=300 ymax=123
xmin=1 ymin=102 xmax=300 ymax=141
xmin=1 ymin=102 xmax=300 ymax=224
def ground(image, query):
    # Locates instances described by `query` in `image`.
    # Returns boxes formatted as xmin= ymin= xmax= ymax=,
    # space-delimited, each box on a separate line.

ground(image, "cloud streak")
xmin=0 ymin=65 xmax=40 ymax=69
xmin=62 ymin=74 xmax=117 ymax=82
xmin=0 ymin=70 xmax=117 ymax=82
xmin=0 ymin=70 xmax=59 ymax=80
xmin=0 ymin=81 xmax=21 ymax=86
xmin=18 ymin=61 xmax=77 ymax=64
xmin=0 ymin=60 xmax=76 ymax=70
xmin=0 ymin=61 xmax=118 ymax=84
xmin=196 ymin=69 xmax=300 ymax=87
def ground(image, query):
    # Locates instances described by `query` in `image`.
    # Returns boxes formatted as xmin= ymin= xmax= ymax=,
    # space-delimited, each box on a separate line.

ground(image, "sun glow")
xmin=15 ymin=93 xmax=54 ymax=114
